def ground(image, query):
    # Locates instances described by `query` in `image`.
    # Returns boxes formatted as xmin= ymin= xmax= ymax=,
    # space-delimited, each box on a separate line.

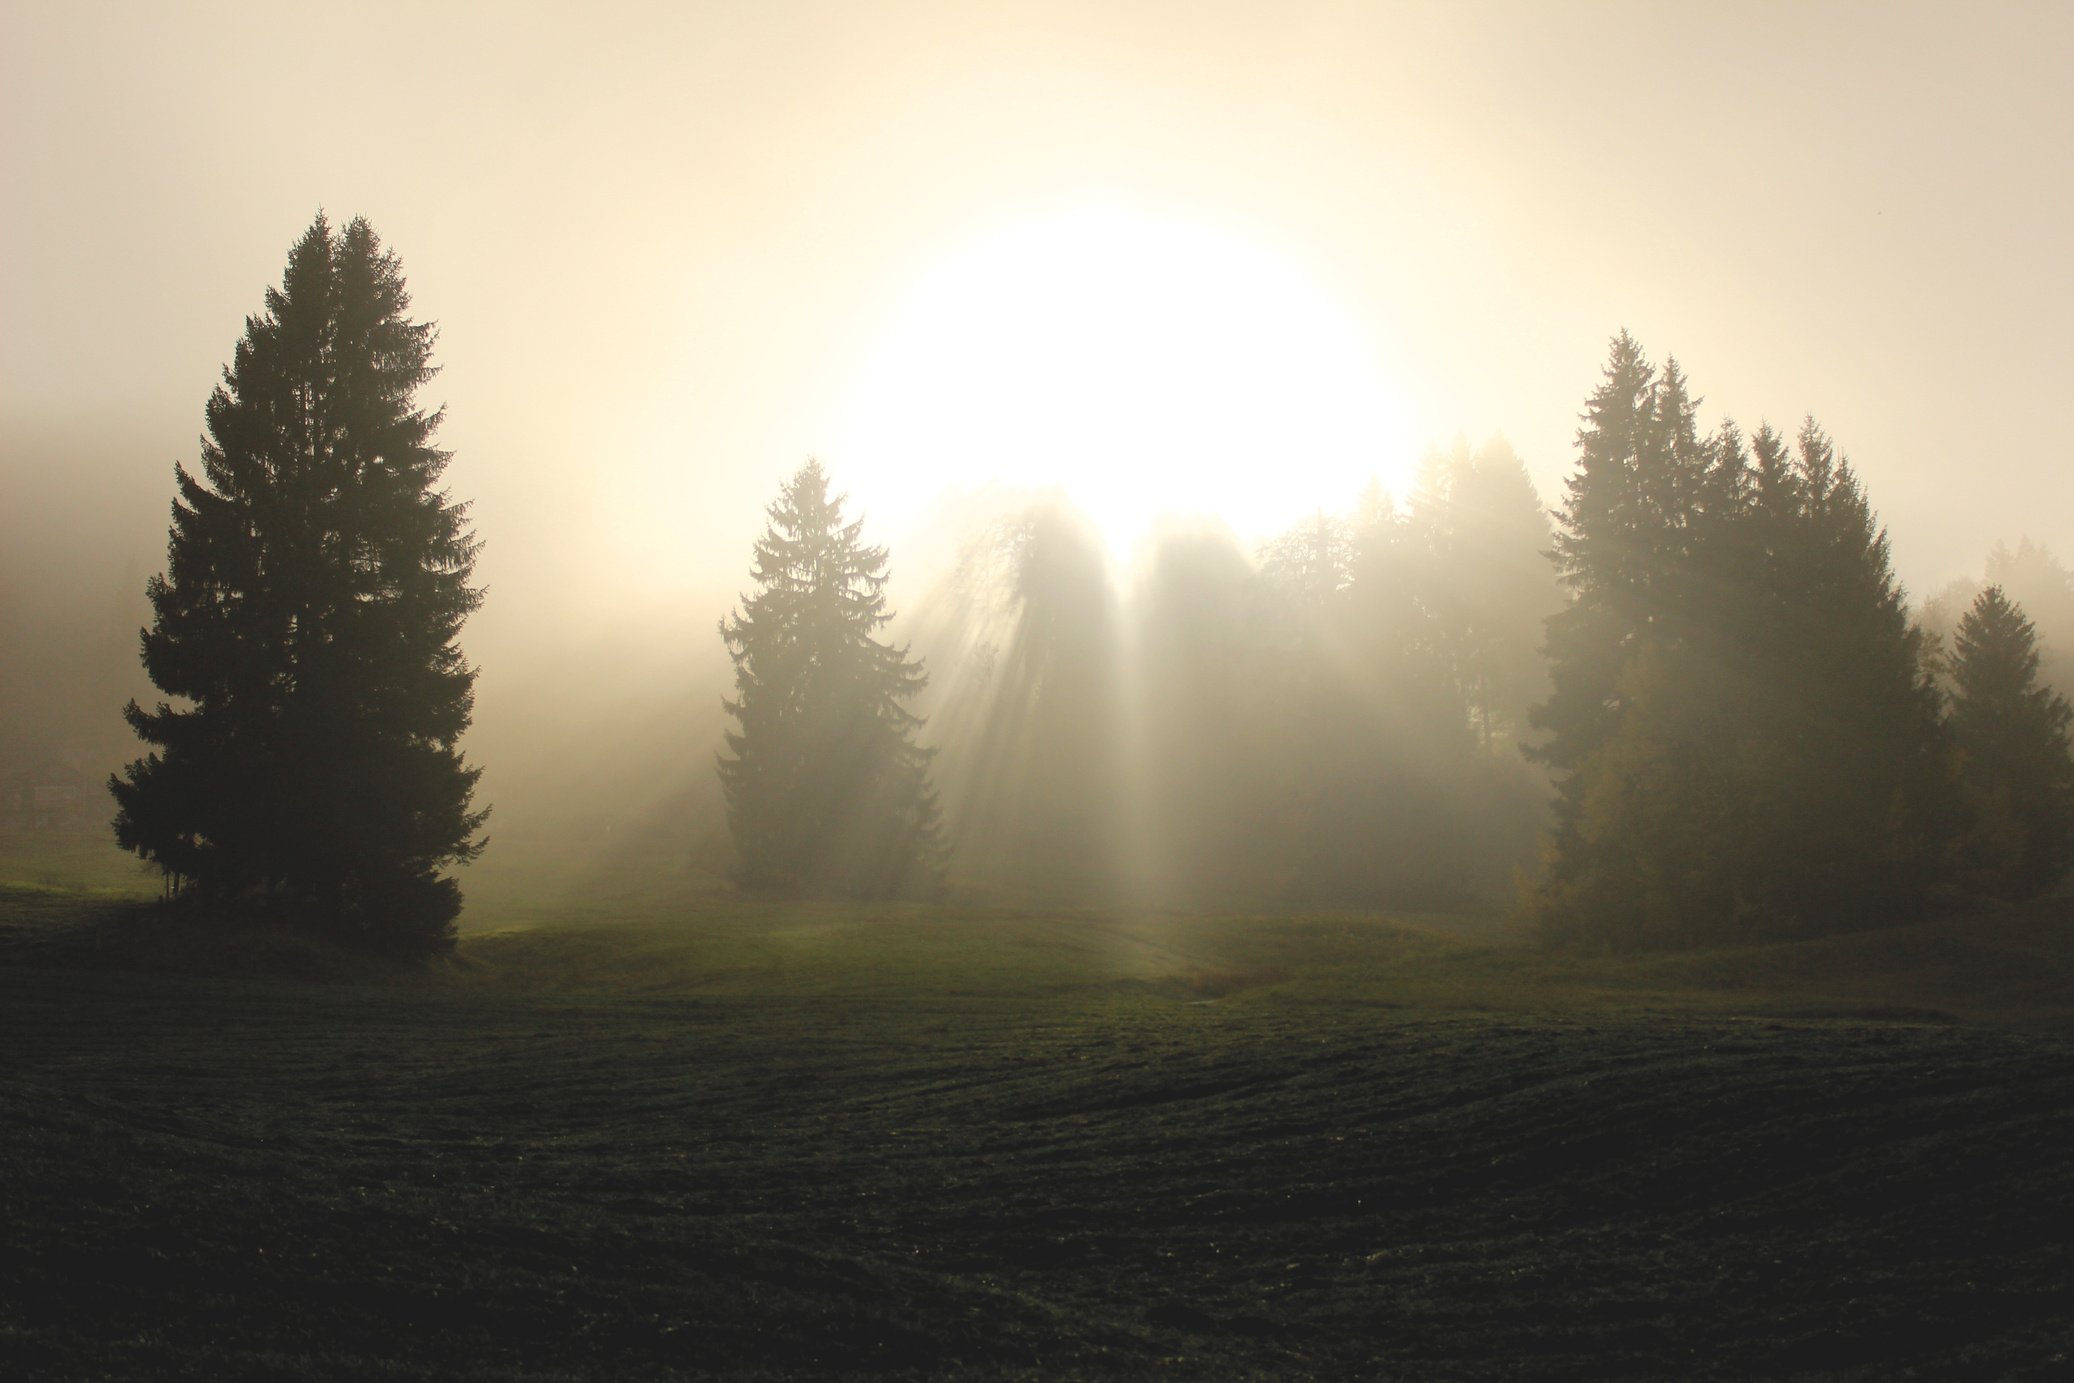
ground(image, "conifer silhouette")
xmin=719 ymin=461 xmax=945 ymax=895
xmin=111 ymin=214 xmax=486 ymax=951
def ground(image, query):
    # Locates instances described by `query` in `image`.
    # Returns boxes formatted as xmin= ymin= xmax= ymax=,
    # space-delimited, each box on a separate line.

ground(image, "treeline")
xmin=773 ymin=331 xmax=2074 ymax=942
xmin=711 ymin=452 xmax=1562 ymax=909
xmin=1530 ymin=334 xmax=2073 ymax=946
xmin=92 ymin=214 xmax=2074 ymax=955
xmin=903 ymin=441 xmax=1561 ymax=907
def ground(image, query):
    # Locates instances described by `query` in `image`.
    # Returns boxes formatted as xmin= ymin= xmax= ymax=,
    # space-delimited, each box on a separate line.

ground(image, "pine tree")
xmin=718 ymin=461 xmax=946 ymax=895
xmin=109 ymin=214 xmax=486 ymax=952
xmin=1949 ymin=586 xmax=2074 ymax=897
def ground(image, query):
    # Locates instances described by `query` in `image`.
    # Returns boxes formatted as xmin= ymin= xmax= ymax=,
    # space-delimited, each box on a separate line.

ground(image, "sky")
xmin=5 ymin=0 xmax=2073 ymax=777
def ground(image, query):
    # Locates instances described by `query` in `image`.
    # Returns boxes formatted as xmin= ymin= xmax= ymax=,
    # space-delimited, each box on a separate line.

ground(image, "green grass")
xmin=0 ymin=822 xmax=159 ymax=897
xmin=3 ymin=826 xmax=2073 ymax=1377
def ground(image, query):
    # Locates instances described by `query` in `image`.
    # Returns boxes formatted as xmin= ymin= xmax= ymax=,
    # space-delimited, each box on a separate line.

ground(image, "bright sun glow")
xmin=829 ymin=207 xmax=1412 ymax=555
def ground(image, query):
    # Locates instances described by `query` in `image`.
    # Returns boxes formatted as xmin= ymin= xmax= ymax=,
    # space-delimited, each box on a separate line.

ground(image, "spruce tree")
xmin=110 ymin=214 xmax=486 ymax=952
xmin=718 ymin=461 xmax=946 ymax=895
xmin=1983 ymin=540 xmax=2074 ymax=696
xmin=1531 ymin=335 xmax=1701 ymax=935
xmin=1948 ymin=586 xmax=2074 ymax=897
xmin=1532 ymin=334 xmax=1685 ymax=790
xmin=1739 ymin=421 xmax=1952 ymax=928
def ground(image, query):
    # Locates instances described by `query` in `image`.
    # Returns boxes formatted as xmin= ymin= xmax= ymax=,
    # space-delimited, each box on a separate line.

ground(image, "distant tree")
xmin=1130 ymin=520 xmax=1279 ymax=901
xmin=1948 ymin=586 xmax=2074 ymax=898
xmin=1984 ymin=541 xmax=2074 ymax=695
xmin=109 ymin=214 xmax=487 ymax=953
xmin=914 ymin=496 xmax=1123 ymax=896
xmin=1405 ymin=437 xmax=1563 ymax=750
xmin=1250 ymin=491 xmax=1494 ymax=907
xmin=1919 ymin=540 xmax=2074 ymax=703
xmin=1258 ymin=508 xmax=1355 ymax=606
xmin=718 ymin=461 xmax=946 ymax=895
xmin=1343 ymin=481 xmax=1439 ymax=694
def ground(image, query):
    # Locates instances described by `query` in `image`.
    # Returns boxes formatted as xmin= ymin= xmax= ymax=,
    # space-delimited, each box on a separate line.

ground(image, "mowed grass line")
xmin=3 ymin=877 xmax=2074 ymax=1377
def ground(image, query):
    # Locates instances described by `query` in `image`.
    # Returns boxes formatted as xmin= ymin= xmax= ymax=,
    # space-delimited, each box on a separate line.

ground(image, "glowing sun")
xmin=830 ymin=206 xmax=1411 ymax=554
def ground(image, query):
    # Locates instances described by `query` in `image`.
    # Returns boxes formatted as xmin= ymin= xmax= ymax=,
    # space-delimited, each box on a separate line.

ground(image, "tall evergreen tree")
xmin=1738 ymin=421 xmax=1952 ymax=928
xmin=110 ymin=214 xmax=486 ymax=952
xmin=1948 ymin=586 xmax=2074 ymax=897
xmin=719 ymin=460 xmax=946 ymax=895
xmin=1532 ymin=333 xmax=1683 ymax=790
xmin=1531 ymin=334 xmax=1701 ymax=934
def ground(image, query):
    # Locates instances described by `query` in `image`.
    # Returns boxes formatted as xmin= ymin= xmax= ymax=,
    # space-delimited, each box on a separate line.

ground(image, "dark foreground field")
xmin=2 ymin=845 xmax=2072 ymax=1378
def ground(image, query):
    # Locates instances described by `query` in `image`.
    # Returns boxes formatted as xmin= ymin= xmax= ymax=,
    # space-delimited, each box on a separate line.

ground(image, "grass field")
xmin=3 ymin=825 xmax=2072 ymax=1378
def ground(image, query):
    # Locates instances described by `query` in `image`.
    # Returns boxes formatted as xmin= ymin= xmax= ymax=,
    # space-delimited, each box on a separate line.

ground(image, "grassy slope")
xmin=457 ymin=898 xmax=2074 ymax=1030
xmin=3 ymin=827 xmax=2072 ymax=1378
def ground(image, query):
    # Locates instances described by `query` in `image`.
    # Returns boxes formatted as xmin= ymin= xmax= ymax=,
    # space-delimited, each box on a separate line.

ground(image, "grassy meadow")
xmin=3 ymin=822 xmax=2072 ymax=1378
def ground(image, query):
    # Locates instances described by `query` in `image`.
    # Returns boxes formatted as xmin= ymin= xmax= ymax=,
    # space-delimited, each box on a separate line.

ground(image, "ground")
xmin=2 ymin=824 xmax=2070 ymax=1378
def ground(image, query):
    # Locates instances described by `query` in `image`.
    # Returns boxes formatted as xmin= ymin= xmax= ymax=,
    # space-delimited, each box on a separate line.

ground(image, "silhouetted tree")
xmin=719 ymin=461 xmax=946 ymax=895
xmin=1920 ymin=540 xmax=2074 ymax=703
xmin=1533 ymin=336 xmax=1953 ymax=946
xmin=1532 ymin=336 xmax=1699 ymax=792
xmin=1984 ymin=541 xmax=2074 ymax=695
xmin=110 ymin=214 xmax=486 ymax=952
xmin=1948 ymin=586 xmax=2074 ymax=897
xmin=1736 ymin=421 xmax=1953 ymax=929
xmin=1530 ymin=336 xmax=1709 ymax=939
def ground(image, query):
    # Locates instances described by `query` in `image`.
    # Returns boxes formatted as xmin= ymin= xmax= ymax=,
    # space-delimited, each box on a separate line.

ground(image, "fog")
xmin=6 ymin=2 xmax=2074 ymax=904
